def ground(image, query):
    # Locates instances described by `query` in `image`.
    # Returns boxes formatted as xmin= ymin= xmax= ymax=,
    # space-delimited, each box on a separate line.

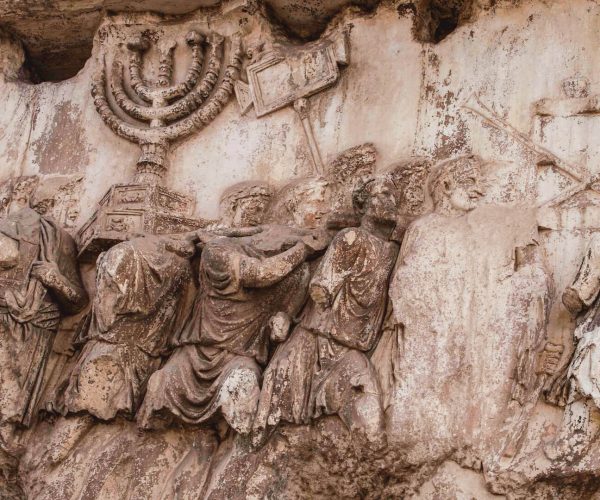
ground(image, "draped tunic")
xmin=60 ymin=237 xmax=194 ymax=420
xmin=565 ymin=234 xmax=600 ymax=407
xmin=0 ymin=207 xmax=82 ymax=427
xmin=138 ymin=236 xmax=310 ymax=429
xmin=254 ymin=227 xmax=397 ymax=431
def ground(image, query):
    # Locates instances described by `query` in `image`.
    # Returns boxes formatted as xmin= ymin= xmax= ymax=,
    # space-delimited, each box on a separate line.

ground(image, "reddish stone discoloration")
xmin=3 ymin=1 xmax=600 ymax=499
xmin=31 ymin=102 xmax=88 ymax=175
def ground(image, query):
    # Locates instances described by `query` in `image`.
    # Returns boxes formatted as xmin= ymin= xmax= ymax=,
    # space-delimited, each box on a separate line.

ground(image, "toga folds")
xmin=0 ymin=207 xmax=85 ymax=428
xmin=138 ymin=235 xmax=310 ymax=429
xmin=254 ymin=227 xmax=398 ymax=435
xmin=57 ymin=236 xmax=194 ymax=421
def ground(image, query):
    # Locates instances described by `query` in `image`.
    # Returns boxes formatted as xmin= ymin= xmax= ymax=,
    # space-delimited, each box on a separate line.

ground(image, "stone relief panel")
xmin=3 ymin=1 xmax=600 ymax=499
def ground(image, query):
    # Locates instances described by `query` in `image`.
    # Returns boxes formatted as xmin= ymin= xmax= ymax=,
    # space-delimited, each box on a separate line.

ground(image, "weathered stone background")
xmin=2 ymin=0 xmax=600 ymax=498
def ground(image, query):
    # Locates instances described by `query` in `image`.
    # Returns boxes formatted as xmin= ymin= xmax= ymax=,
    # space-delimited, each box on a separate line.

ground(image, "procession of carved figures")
xmin=2 ymin=15 xmax=600 ymax=499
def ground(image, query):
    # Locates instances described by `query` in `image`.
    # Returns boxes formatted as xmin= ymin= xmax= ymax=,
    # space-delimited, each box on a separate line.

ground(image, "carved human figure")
xmin=218 ymin=181 xmax=273 ymax=228
xmin=53 ymin=183 xmax=274 ymax=428
xmin=0 ymin=176 xmax=87 ymax=479
xmin=137 ymin=180 xmax=330 ymax=434
xmin=545 ymin=234 xmax=600 ymax=462
xmin=252 ymin=175 xmax=400 ymax=448
xmin=43 ymin=229 xmax=197 ymax=464
xmin=379 ymin=155 xmax=552 ymax=471
xmin=58 ymin=236 xmax=196 ymax=421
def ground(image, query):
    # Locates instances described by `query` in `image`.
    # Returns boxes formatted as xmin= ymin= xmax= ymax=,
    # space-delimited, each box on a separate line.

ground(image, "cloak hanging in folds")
xmin=0 ymin=207 xmax=83 ymax=428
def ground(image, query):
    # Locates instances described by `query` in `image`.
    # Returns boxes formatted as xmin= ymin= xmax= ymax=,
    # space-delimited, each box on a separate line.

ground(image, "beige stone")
xmin=2 ymin=0 xmax=600 ymax=498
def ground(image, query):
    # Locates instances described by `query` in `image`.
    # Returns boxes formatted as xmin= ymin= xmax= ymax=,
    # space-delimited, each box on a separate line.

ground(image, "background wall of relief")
xmin=2 ymin=0 xmax=600 ymax=498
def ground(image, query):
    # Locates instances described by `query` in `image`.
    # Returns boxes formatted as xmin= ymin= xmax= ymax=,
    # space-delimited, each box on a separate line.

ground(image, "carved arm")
xmin=31 ymin=261 xmax=88 ymax=314
xmin=240 ymin=242 xmax=309 ymax=289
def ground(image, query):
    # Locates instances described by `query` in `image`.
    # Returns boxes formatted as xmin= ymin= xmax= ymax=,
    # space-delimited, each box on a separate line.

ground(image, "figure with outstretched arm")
xmin=253 ymin=175 xmax=400 ymax=449
xmin=137 ymin=223 xmax=329 ymax=434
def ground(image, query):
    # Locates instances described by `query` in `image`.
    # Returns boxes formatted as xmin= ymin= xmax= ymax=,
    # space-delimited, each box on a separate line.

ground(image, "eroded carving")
xmin=79 ymin=28 xmax=244 ymax=260
xmin=7 ymin=3 xmax=600 ymax=499
xmin=253 ymin=174 xmax=399 ymax=448
xmin=138 ymin=180 xmax=330 ymax=434
xmin=546 ymin=235 xmax=600 ymax=463
xmin=0 ymin=176 xmax=87 ymax=495
xmin=93 ymin=30 xmax=243 ymax=183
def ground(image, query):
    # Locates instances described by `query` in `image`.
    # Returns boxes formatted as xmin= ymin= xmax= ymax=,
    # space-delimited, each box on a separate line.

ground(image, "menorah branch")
xmin=157 ymin=41 xmax=176 ymax=87
xmin=163 ymin=34 xmax=243 ymax=141
xmin=92 ymin=65 xmax=149 ymax=144
xmin=111 ymin=61 xmax=156 ymax=122
xmin=127 ymin=44 xmax=152 ymax=103
xmin=92 ymin=30 xmax=243 ymax=185
xmin=159 ymin=31 xmax=205 ymax=101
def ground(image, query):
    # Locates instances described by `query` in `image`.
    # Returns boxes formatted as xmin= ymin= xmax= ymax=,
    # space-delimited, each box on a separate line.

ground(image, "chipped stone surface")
xmin=1 ymin=0 xmax=600 ymax=498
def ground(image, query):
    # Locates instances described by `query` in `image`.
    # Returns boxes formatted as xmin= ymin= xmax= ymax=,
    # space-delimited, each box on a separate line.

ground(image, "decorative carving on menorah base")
xmin=77 ymin=183 xmax=209 ymax=262
xmin=78 ymin=29 xmax=243 ymax=260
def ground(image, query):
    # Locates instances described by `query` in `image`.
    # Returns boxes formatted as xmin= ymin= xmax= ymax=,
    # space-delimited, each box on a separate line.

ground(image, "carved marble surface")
xmin=3 ymin=1 xmax=600 ymax=499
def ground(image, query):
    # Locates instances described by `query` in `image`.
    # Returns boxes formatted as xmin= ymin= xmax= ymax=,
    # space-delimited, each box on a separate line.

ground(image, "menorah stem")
xmin=135 ymin=142 xmax=169 ymax=184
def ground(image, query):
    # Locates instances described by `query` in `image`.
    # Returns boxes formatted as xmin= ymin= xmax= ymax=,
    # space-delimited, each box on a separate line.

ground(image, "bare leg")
xmin=218 ymin=365 xmax=261 ymax=435
xmin=43 ymin=415 xmax=95 ymax=465
xmin=0 ymin=423 xmax=24 ymax=499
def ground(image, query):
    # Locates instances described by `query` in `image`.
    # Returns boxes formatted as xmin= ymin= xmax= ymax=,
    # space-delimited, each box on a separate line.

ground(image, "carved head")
xmin=7 ymin=176 xmax=38 ymax=214
xmin=273 ymin=177 xmax=333 ymax=229
xmin=65 ymin=202 xmax=81 ymax=226
xmin=429 ymin=155 xmax=484 ymax=215
xmin=384 ymin=157 xmax=432 ymax=216
xmin=329 ymin=143 xmax=377 ymax=184
xmin=219 ymin=181 xmax=273 ymax=228
xmin=353 ymin=176 xmax=398 ymax=224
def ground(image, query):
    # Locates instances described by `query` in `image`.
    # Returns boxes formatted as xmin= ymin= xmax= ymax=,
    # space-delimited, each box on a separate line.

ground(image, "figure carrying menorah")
xmin=78 ymin=29 xmax=244 ymax=260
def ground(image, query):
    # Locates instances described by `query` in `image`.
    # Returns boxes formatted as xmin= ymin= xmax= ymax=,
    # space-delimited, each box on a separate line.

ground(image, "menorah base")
xmin=77 ymin=183 xmax=207 ymax=262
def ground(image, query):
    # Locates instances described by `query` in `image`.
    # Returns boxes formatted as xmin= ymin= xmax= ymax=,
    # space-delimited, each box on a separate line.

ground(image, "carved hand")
xmin=30 ymin=261 xmax=88 ymax=313
xmin=537 ymin=341 xmax=565 ymax=376
xmin=269 ymin=312 xmax=292 ymax=343
xmin=562 ymin=287 xmax=584 ymax=315
xmin=310 ymin=284 xmax=331 ymax=308
xmin=164 ymin=238 xmax=196 ymax=259
xmin=301 ymin=229 xmax=332 ymax=256
xmin=30 ymin=261 xmax=61 ymax=288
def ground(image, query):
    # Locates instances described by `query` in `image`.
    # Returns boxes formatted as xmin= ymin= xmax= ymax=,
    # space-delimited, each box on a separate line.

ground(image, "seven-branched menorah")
xmin=92 ymin=30 xmax=243 ymax=184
